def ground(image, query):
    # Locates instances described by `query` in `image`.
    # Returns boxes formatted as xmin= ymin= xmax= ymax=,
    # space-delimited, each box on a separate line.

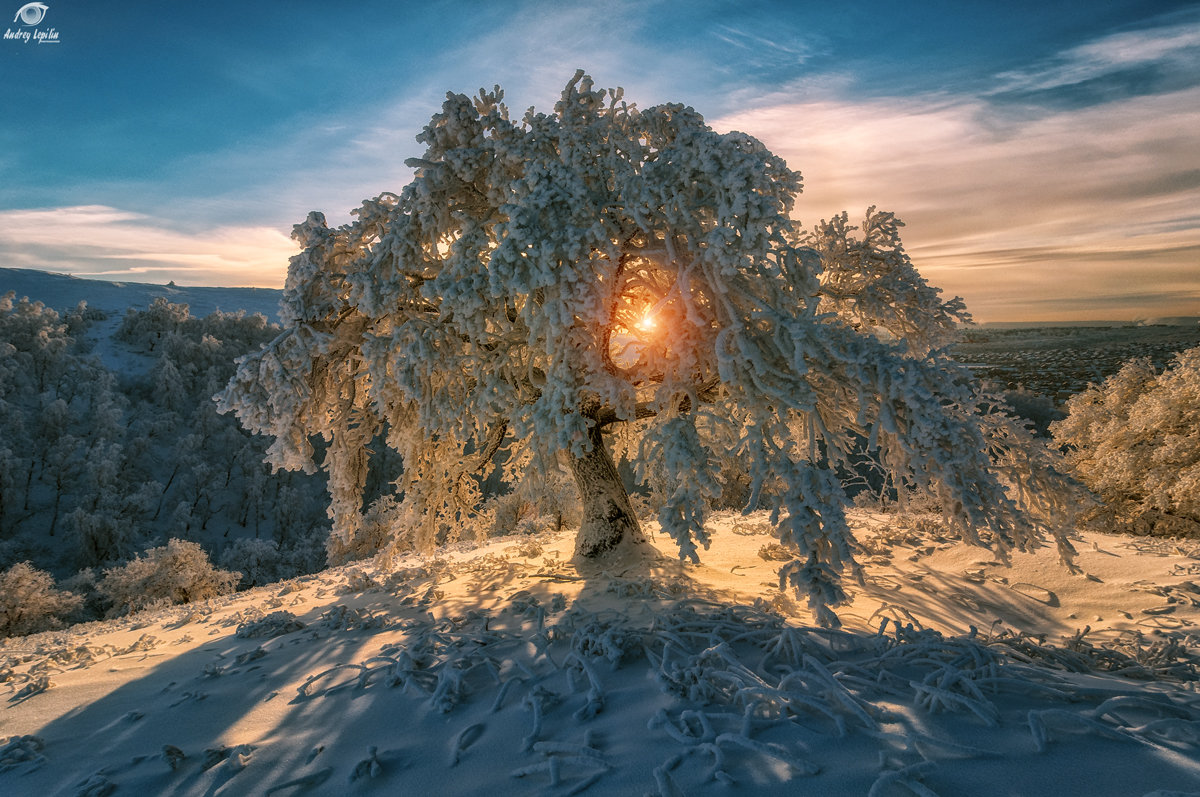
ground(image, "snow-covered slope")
xmin=0 ymin=267 xmax=283 ymax=321
xmin=3 ymin=511 xmax=1199 ymax=796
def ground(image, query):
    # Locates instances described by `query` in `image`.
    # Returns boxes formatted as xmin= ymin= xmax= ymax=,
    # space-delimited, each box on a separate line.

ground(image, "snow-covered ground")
xmin=3 ymin=268 xmax=1198 ymax=794
xmin=4 ymin=510 xmax=1199 ymax=796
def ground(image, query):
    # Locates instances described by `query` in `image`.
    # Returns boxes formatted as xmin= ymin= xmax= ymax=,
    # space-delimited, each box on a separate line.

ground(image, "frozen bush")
xmin=0 ymin=562 xmax=83 ymax=637
xmin=1053 ymin=345 xmax=1200 ymax=536
xmin=58 ymin=567 xmax=104 ymax=622
xmin=216 ymin=536 xmax=324 ymax=591
xmin=279 ymin=532 xmax=327 ymax=578
xmin=217 ymin=537 xmax=286 ymax=588
xmin=327 ymin=494 xmax=401 ymax=565
xmin=97 ymin=539 xmax=241 ymax=615
xmin=485 ymin=492 xmax=531 ymax=537
xmin=482 ymin=464 xmax=583 ymax=539
xmin=115 ymin=296 xmax=191 ymax=350
xmin=999 ymin=388 xmax=1065 ymax=437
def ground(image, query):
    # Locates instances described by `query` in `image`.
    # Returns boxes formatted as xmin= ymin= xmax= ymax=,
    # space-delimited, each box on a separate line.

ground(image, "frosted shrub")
xmin=67 ymin=507 xmax=139 ymax=568
xmin=115 ymin=296 xmax=191 ymax=349
xmin=1053 ymin=345 xmax=1200 ymax=536
xmin=0 ymin=562 xmax=83 ymax=637
xmin=485 ymin=492 xmax=531 ymax=537
xmin=281 ymin=530 xmax=328 ymax=576
xmin=999 ymin=388 xmax=1064 ymax=437
xmin=217 ymin=537 xmax=285 ymax=588
xmin=327 ymin=495 xmax=400 ymax=564
xmin=483 ymin=463 xmax=583 ymax=539
xmin=98 ymin=539 xmax=241 ymax=615
xmin=488 ymin=497 xmax=564 ymax=537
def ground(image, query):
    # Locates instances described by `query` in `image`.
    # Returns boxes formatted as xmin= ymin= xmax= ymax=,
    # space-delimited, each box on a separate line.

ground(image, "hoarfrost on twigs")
xmin=217 ymin=71 xmax=1086 ymax=622
xmin=0 ymin=735 xmax=46 ymax=773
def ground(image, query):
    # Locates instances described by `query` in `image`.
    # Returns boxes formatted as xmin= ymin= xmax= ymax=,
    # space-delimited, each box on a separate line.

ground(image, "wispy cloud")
xmin=87 ymin=2 xmax=678 ymax=232
xmin=0 ymin=206 xmax=295 ymax=287
xmin=989 ymin=12 xmax=1200 ymax=105
xmin=710 ymin=23 xmax=817 ymax=69
xmin=0 ymin=4 xmax=679 ymax=289
xmin=3 ymin=2 xmax=1195 ymax=323
xmin=715 ymin=85 xmax=1200 ymax=322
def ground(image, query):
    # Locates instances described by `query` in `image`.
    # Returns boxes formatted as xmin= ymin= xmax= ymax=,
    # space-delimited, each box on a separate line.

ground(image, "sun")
xmin=636 ymin=312 xmax=657 ymax=333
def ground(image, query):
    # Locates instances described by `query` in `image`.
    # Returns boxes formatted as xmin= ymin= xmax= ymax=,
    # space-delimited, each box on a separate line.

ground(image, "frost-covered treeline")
xmin=1053 ymin=344 xmax=1200 ymax=537
xmin=0 ymin=292 xmax=329 ymax=626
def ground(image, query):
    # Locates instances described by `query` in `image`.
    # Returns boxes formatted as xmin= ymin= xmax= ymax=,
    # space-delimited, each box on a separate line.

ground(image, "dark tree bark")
xmin=568 ymin=420 xmax=643 ymax=558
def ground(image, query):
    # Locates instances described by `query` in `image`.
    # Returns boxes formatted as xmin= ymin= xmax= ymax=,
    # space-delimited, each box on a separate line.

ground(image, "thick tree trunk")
xmin=569 ymin=423 xmax=643 ymax=558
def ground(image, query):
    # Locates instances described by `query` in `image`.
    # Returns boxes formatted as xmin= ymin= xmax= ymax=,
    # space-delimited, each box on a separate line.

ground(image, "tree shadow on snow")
xmin=8 ymin=534 xmax=1200 ymax=797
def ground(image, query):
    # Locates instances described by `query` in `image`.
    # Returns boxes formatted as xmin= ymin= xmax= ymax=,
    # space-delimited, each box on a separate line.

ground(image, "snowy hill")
xmin=3 ymin=511 xmax=1199 ymax=796
xmin=0 ymin=267 xmax=284 ymax=322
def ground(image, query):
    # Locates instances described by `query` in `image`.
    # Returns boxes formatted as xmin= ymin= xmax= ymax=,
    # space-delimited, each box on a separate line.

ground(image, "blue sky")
xmin=1 ymin=0 xmax=1197 ymax=322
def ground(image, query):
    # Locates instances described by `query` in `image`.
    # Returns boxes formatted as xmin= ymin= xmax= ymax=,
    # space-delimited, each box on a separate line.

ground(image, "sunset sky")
xmin=1 ymin=0 xmax=1197 ymax=322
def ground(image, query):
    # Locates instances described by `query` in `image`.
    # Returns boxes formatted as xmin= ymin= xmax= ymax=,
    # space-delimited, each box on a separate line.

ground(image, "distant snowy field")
xmin=0 ymin=266 xmax=284 ymax=378
xmin=3 ymin=512 xmax=1200 ymax=796
xmin=0 ymin=267 xmax=283 ymax=322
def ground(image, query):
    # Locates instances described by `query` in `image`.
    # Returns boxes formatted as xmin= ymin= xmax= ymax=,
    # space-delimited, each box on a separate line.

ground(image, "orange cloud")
xmin=715 ymin=87 xmax=1200 ymax=322
xmin=0 ymin=206 xmax=295 ymax=288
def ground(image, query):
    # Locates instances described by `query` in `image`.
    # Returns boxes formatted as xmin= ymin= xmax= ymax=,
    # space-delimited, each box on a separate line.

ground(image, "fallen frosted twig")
xmin=532 ymin=740 xmax=606 ymax=760
xmin=1127 ymin=718 xmax=1200 ymax=746
xmin=73 ymin=773 xmax=116 ymax=797
xmin=264 ymin=767 xmax=333 ymax=794
xmin=295 ymin=663 xmax=365 ymax=700
xmin=714 ymin=732 xmax=820 ymax=775
xmin=868 ymin=761 xmax=939 ymax=797
xmin=350 ymin=746 xmax=383 ymax=781
xmin=1028 ymin=709 xmax=1137 ymax=752
xmin=911 ymin=680 xmax=999 ymax=727
xmin=161 ymin=745 xmax=186 ymax=771
xmin=450 ymin=724 xmax=485 ymax=766
xmin=0 ymin=734 xmax=46 ymax=773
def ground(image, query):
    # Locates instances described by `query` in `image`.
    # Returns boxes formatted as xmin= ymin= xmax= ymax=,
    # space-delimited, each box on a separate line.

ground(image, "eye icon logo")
xmin=13 ymin=2 xmax=47 ymax=25
xmin=4 ymin=0 xmax=59 ymax=42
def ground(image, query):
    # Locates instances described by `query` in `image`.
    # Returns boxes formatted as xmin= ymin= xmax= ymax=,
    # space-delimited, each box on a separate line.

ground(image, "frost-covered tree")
xmin=1052 ymin=344 xmax=1200 ymax=536
xmin=97 ymin=538 xmax=240 ymax=616
xmin=218 ymin=72 xmax=1080 ymax=622
xmin=0 ymin=561 xmax=83 ymax=637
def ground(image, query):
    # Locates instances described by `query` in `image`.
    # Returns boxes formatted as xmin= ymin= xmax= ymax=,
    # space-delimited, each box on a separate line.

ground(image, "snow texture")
xmin=2 ymin=512 xmax=1199 ymax=796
